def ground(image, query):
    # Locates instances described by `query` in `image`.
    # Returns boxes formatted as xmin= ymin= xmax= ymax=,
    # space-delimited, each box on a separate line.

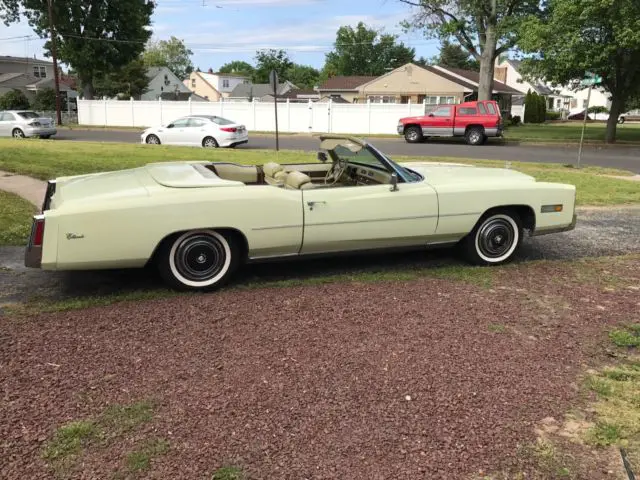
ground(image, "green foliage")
xmin=142 ymin=36 xmax=194 ymax=80
xmin=538 ymin=94 xmax=547 ymax=124
xmin=434 ymin=40 xmax=479 ymax=70
xmin=0 ymin=88 xmax=29 ymax=109
xmin=517 ymin=0 xmax=640 ymax=143
xmin=93 ymin=59 xmax=150 ymax=100
xmin=253 ymin=49 xmax=293 ymax=84
xmin=610 ymin=326 xmax=640 ymax=348
xmin=285 ymin=64 xmax=320 ymax=89
xmin=0 ymin=0 xmax=20 ymax=24
xmin=32 ymin=87 xmax=57 ymax=111
xmin=125 ymin=438 xmax=169 ymax=473
xmin=43 ymin=421 xmax=98 ymax=461
xmin=20 ymin=0 xmax=154 ymax=99
xmin=218 ymin=60 xmax=254 ymax=78
xmin=402 ymin=0 xmax=541 ymax=100
xmin=323 ymin=22 xmax=415 ymax=76
xmin=211 ymin=466 xmax=245 ymax=480
xmin=546 ymin=111 xmax=561 ymax=121
xmin=588 ymin=422 xmax=621 ymax=446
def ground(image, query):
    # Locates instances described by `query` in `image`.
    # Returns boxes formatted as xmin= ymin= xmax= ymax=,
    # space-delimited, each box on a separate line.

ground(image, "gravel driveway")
xmin=1 ymin=206 xmax=638 ymax=306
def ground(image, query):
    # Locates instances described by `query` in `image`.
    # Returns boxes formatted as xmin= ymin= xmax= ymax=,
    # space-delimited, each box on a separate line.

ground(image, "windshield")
xmin=18 ymin=111 xmax=39 ymax=119
xmin=331 ymin=143 xmax=421 ymax=182
xmin=368 ymin=145 xmax=422 ymax=182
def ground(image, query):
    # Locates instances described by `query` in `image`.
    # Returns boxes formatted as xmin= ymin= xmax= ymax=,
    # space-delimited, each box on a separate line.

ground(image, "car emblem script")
xmin=66 ymin=233 xmax=85 ymax=240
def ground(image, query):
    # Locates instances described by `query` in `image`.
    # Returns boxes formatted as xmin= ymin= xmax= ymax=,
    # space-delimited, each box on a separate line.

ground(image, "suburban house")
xmin=142 ymin=66 xmax=200 ymax=101
xmin=0 ymin=56 xmax=78 ymax=107
xmin=494 ymin=57 xmax=611 ymax=116
xmin=184 ymin=70 xmax=250 ymax=101
xmin=227 ymin=80 xmax=297 ymax=102
xmin=316 ymin=63 xmax=521 ymax=114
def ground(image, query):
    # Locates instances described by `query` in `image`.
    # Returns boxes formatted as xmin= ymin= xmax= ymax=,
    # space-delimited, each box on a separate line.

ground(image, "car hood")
xmin=400 ymin=162 xmax=536 ymax=185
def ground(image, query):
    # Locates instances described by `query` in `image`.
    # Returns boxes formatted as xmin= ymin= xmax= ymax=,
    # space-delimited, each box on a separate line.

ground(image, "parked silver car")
xmin=0 ymin=110 xmax=57 ymax=138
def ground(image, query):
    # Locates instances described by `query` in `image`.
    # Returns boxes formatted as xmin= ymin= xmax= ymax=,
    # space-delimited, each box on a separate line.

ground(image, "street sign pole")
xmin=577 ymin=84 xmax=592 ymax=168
xmin=269 ymin=70 xmax=279 ymax=152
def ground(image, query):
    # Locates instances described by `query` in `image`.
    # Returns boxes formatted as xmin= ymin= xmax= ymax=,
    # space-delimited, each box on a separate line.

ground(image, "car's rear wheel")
xmin=618 ymin=117 xmax=626 ymax=124
xmin=460 ymin=211 xmax=522 ymax=265
xmin=404 ymin=126 xmax=423 ymax=143
xmin=465 ymin=127 xmax=485 ymax=146
xmin=12 ymin=128 xmax=25 ymax=138
xmin=146 ymin=134 xmax=161 ymax=145
xmin=158 ymin=230 xmax=240 ymax=291
xmin=203 ymin=136 xmax=219 ymax=148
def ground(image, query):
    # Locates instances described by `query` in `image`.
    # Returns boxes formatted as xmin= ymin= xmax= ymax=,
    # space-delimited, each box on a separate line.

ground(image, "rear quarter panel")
xmin=48 ymin=185 xmax=304 ymax=270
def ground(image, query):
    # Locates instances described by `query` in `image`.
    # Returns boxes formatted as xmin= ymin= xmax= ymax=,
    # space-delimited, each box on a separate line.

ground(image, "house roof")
xmin=318 ymin=76 xmax=377 ymax=91
xmin=431 ymin=66 xmax=522 ymax=95
xmin=211 ymin=71 xmax=249 ymax=78
xmin=229 ymin=81 xmax=294 ymax=98
xmin=0 ymin=72 xmax=26 ymax=84
xmin=0 ymin=55 xmax=53 ymax=65
xmin=281 ymin=88 xmax=320 ymax=99
xmin=503 ymin=59 xmax=554 ymax=95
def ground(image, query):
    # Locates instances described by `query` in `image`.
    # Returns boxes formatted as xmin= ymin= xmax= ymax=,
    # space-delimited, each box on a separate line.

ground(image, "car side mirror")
xmin=317 ymin=152 xmax=328 ymax=162
xmin=167 ymin=124 xmax=174 ymax=129
xmin=390 ymin=173 xmax=399 ymax=192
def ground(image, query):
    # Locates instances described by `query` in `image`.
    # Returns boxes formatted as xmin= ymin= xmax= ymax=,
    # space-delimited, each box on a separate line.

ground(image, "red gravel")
xmin=1 ymin=259 xmax=639 ymax=479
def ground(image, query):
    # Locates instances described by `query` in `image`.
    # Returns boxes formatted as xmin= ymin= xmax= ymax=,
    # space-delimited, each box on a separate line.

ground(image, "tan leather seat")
xmin=284 ymin=171 xmax=315 ymax=190
xmin=263 ymin=162 xmax=287 ymax=185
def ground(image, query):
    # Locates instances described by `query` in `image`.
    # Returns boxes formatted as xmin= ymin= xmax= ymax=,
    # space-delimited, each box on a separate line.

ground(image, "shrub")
xmin=546 ymin=111 xmax=561 ymax=121
xmin=538 ymin=94 xmax=547 ymax=123
xmin=510 ymin=115 xmax=521 ymax=126
xmin=32 ymin=88 xmax=57 ymax=111
xmin=0 ymin=89 xmax=30 ymax=110
xmin=588 ymin=105 xmax=609 ymax=114
xmin=524 ymin=90 xmax=535 ymax=123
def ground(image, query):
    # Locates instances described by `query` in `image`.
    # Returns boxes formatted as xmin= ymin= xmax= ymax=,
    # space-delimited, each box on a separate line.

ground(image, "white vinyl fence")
xmin=78 ymin=98 xmax=432 ymax=135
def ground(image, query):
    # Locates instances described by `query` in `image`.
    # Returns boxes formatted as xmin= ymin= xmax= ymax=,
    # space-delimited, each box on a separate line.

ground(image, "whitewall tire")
xmin=461 ymin=212 xmax=522 ymax=265
xmin=158 ymin=230 xmax=240 ymax=291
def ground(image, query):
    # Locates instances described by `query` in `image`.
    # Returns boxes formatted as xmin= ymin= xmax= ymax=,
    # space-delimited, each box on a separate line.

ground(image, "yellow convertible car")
xmin=25 ymin=135 xmax=577 ymax=291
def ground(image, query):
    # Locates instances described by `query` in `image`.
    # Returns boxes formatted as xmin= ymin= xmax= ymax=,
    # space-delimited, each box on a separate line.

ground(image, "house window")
xmin=439 ymin=96 xmax=455 ymax=104
xmin=557 ymin=99 xmax=562 ymax=108
xmin=191 ymin=78 xmax=196 ymax=87
xmin=368 ymin=95 xmax=396 ymax=103
xmin=423 ymin=96 xmax=438 ymax=104
xmin=223 ymin=79 xmax=230 ymax=88
xmin=33 ymin=66 xmax=46 ymax=78
xmin=570 ymin=99 xmax=578 ymax=109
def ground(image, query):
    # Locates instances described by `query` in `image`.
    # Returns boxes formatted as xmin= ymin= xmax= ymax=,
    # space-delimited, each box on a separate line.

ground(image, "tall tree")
xmin=19 ymin=0 xmax=154 ymax=99
xmin=218 ymin=60 xmax=255 ymax=78
xmin=93 ymin=59 xmax=150 ymax=99
xmin=401 ymin=0 xmax=541 ymax=100
xmin=0 ymin=0 xmax=20 ymax=23
xmin=142 ymin=36 xmax=194 ymax=80
xmin=518 ymin=0 xmax=640 ymax=143
xmin=285 ymin=64 xmax=320 ymax=89
xmin=324 ymin=23 xmax=415 ymax=76
xmin=435 ymin=40 xmax=479 ymax=70
xmin=253 ymin=49 xmax=293 ymax=84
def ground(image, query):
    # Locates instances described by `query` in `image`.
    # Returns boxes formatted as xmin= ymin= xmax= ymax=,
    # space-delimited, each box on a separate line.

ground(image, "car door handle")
xmin=307 ymin=201 xmax=326 ymax=210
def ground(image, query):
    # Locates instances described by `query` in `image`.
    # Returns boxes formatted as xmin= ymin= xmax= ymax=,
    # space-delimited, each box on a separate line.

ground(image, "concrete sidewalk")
xmin=0 ymin=170 xmax=46 ymax=206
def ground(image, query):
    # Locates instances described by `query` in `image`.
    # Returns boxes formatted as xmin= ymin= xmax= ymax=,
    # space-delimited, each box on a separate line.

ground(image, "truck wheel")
xmin=404 ymin=126 xmax=423 ymax=143
xmin=465 ymin=127 xmax=485 ymax=146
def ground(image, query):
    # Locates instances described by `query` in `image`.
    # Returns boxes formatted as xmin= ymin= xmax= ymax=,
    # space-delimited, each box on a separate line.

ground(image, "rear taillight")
xmin=32 ymin=217 xmax=45 ymax=246
xmin=30 ymin=121 xmax=41 ymax=127
xmin=220 ymin=127 xmax=237 ymax=132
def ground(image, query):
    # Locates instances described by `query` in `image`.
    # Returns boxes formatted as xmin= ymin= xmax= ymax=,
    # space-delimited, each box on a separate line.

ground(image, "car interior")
xmin=203 ymin=138 xmax=395 ymax=190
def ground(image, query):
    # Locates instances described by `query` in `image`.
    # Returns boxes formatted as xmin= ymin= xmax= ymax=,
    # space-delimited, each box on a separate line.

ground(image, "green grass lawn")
xmin=504 ymin=122 xmax=640 ymax=143
xmin=0 ymin=138 xmax=638 ymax=206
xmin=0 ymin=190 xmax=36 ymax=246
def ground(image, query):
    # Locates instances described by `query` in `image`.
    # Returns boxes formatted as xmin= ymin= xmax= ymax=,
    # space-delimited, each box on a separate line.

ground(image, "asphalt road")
xmin=55 ymin=129 xmax=640 ymax=173
xmin=1 ymin=205 xmax=638 ymax=308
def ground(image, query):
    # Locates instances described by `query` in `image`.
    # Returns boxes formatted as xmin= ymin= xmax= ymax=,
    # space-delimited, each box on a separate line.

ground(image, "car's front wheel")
xmin=404 ymin=126 xmax=423 ymax=143
xmin=158 ymin=230 xmax=241 ymax=291
xmin=460 ymin=211 xmax=522 ymax=265
xmin=146 ymin=134 xmax=161 ymax=145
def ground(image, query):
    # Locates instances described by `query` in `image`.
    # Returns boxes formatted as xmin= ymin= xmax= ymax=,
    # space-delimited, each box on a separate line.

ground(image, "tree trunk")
xmin=82 ymin=80 xmax=95 ymax=100
xmin=605 ymin=92 xmax=625 ymax=144
xmin=477 ymin=27 xmax=497 ymax=101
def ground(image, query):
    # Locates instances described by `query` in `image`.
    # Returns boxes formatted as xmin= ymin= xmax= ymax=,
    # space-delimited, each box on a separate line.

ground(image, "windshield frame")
xmin=366 ymin=144 xmax=423 ymax=183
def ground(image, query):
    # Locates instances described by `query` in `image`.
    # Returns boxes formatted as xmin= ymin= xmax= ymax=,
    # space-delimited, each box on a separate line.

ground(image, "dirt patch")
xmin=2 ymin=257 xmax=639 ymax=479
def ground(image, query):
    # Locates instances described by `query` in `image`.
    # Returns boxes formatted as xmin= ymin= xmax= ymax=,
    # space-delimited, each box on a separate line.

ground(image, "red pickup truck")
xmin=397 ymin=100 xmax=504 ymax=145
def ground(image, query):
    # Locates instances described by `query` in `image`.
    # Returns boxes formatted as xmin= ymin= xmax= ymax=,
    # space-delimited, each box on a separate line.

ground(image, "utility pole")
xmin=47 ymin=0 xmax=62 ymax=126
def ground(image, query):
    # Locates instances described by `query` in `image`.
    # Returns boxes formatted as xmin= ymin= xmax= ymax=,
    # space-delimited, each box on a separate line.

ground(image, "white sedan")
xmin=141 ymin=115 xmax=248 ymax=148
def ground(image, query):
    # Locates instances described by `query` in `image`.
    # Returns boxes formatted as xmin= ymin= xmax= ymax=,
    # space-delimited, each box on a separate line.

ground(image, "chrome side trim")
xmin=251 ymin=224 xmax=302 ymax=231
xmin=306 ymin=214 xmax=438 ymax=227
xmin=440 ymin=211 xmax=482 ymax=218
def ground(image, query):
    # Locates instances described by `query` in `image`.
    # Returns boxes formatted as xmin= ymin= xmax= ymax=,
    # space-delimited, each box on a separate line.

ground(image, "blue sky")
xmin=0 ymin=0 xmax=441 ymax=73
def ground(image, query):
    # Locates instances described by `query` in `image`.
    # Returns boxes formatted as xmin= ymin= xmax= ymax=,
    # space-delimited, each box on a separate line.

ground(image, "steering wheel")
xmin=325 ymin=158 xmax=348 ymax=185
